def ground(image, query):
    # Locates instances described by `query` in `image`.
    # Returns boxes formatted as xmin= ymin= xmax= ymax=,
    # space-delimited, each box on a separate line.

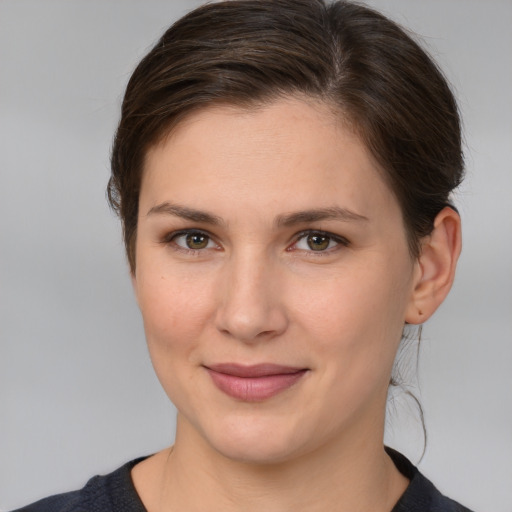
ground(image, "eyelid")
xmin=288 ymin=229 xmax=350 ymax=253
xmin=162 ymin=228 xmax=221 ymax=252
xmin=160 ymin=228 xmax=348 ymax=254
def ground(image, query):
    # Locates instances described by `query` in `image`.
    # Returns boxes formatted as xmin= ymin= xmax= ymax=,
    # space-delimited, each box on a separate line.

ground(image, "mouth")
xmin=204 ymin=363 xmax=308 ymax=402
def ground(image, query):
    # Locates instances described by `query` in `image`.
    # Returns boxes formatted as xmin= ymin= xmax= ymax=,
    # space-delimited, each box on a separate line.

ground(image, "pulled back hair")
xmin=108 ymin=0 xmax=464 ymax=273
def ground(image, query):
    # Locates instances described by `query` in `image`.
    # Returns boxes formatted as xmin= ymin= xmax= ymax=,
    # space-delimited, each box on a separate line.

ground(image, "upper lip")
xmin=205 ymin=363 xmax=307 ymax=378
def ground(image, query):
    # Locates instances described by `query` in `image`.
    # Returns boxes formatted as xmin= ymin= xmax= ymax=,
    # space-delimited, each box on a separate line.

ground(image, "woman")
xmin=11 ymin=0 xmax=474 ymax=510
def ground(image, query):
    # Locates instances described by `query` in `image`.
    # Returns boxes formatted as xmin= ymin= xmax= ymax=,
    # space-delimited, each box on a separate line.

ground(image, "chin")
xmin=213 ymin=437 xmax=304 ymax=465
xmin=198 ymin=413 xmax=313 ymax=465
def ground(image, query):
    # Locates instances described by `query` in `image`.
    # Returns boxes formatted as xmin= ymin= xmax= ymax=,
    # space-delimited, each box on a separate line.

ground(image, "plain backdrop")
xmin=1 ymin=1 xmax=511 ymax=510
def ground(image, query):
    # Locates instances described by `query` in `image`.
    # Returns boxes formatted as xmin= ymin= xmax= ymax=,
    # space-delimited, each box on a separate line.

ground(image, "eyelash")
xmin=162 ymin=229 xmax=350 ymax=255
xmin=162 ymin=229 xmax=220 ymax=256
xmin=289 ymin=230 xmax=350 ymax=256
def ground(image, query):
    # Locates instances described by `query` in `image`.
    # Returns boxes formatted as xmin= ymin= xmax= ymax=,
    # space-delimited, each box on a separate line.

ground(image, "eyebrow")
xmin=146 ymin=202 xmax=368 ymax=227
xmin=275 ymin=207 xmax=368 ymax=227
xmin=146 ymin=202 xmax=225 ymax=226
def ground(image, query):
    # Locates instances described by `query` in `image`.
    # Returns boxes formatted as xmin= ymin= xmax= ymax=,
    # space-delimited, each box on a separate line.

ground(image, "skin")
xmin=130 ymin=97 xmax=461 ymax=511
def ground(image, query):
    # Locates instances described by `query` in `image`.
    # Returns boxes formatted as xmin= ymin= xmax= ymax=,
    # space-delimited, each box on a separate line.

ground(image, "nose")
xmin=214 ymin=252 xmax=288 ymax=343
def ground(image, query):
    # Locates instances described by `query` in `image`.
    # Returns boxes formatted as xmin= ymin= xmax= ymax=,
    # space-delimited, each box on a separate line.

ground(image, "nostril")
xmin=256 ymin=330 xmax=275 ymax=338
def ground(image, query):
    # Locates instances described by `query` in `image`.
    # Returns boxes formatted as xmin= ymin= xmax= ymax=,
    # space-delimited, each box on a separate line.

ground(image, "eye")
xmin=171 ymin=231 xmax=217 ymax=251
xmin=292 ymin=231 xmax=348 ymax=253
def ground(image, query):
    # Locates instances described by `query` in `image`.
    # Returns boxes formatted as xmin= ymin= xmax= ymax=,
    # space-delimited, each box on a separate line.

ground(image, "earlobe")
xmin=405 ymin=207 xmax=462 ymax=325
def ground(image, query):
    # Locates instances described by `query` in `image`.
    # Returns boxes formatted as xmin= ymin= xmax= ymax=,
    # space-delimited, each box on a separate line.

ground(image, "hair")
xmin=108 ymin=0 xmax=464 ymax=275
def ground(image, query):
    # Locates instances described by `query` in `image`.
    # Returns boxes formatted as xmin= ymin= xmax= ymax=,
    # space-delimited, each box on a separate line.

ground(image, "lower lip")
xmin=206 ymin=369 xmax=307 ymax=402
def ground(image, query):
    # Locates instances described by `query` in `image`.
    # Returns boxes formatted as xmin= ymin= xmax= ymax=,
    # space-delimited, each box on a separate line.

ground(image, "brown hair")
xmin=108 ymin=0 xmax=464 ymax=272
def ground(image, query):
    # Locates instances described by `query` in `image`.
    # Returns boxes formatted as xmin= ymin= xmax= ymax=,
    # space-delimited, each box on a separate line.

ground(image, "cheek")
xmin=135 ymin=269 xmax=214 ymax=360
xmin=288 ymin=264 xmax=413 ymax=430
xmin=291 ymin=258 xmax=412 ymax=373
xmin=134 ymin=271 xmax=216 ymax=408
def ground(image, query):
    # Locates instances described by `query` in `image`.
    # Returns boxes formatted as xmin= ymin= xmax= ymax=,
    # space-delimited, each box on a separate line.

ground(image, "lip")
xmin=204 ymin=363 xmax=308 ymax=402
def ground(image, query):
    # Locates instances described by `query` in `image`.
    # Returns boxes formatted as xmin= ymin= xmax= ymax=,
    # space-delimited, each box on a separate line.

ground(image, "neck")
xmin=141 ymin=413 xmax=408 ymax=512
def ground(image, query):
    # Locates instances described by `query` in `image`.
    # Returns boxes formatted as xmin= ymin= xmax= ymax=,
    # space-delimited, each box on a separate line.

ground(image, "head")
xmin=109 ymin=0 xmax=463 ymax=272
xmin=108 ymin=0 xmax=463 ymax=463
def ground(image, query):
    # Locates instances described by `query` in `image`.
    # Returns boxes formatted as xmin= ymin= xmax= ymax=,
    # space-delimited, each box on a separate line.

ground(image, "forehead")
xmin=140 ymin=97 xmax=398 ymax=224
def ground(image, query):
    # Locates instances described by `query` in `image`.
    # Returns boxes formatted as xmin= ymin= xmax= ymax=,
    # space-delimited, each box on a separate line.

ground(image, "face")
xmin=133 ymin=98 xmax=420 ymax=464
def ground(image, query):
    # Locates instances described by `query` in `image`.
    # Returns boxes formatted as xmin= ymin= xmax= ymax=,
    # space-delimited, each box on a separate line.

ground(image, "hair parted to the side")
xmin=108 ymin=0 xmax=464 ymax=274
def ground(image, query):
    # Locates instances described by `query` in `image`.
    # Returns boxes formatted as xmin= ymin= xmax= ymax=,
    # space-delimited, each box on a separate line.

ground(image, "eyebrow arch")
xmin=146 ymin=202 xmax=225 ymax=226
xmin=275 ymin=207 xmax=368 ymax=227
xmin=147 ymin=202 xmax=368 ymax=228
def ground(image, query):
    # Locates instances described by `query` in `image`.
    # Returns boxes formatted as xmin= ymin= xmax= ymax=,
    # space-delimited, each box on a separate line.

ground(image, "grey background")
xmin=1 ymin=1 xmax=511 ymax=510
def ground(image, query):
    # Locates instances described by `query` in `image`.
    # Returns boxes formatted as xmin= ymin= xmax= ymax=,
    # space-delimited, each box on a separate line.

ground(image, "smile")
xmin=204 ymin=363 xmax=308 ymax=402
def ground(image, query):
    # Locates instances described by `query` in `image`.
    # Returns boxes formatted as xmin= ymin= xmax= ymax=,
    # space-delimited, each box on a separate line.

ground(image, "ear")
xmin=405 ymin=206 xmax=462 ymax=324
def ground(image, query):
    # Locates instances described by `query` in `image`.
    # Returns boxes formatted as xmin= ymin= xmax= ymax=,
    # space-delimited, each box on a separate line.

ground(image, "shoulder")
xmin=10 ymin=457 xmax=148 ymax=512
xmin=10 ymin=490 xmax=83 ymax=512
xmin=387 ymin=448 xmax=475 ymax=512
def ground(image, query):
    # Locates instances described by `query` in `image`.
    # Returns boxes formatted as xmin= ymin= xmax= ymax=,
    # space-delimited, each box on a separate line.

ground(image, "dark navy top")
xmin=11 ymin=449 xmax=474 ymax=511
